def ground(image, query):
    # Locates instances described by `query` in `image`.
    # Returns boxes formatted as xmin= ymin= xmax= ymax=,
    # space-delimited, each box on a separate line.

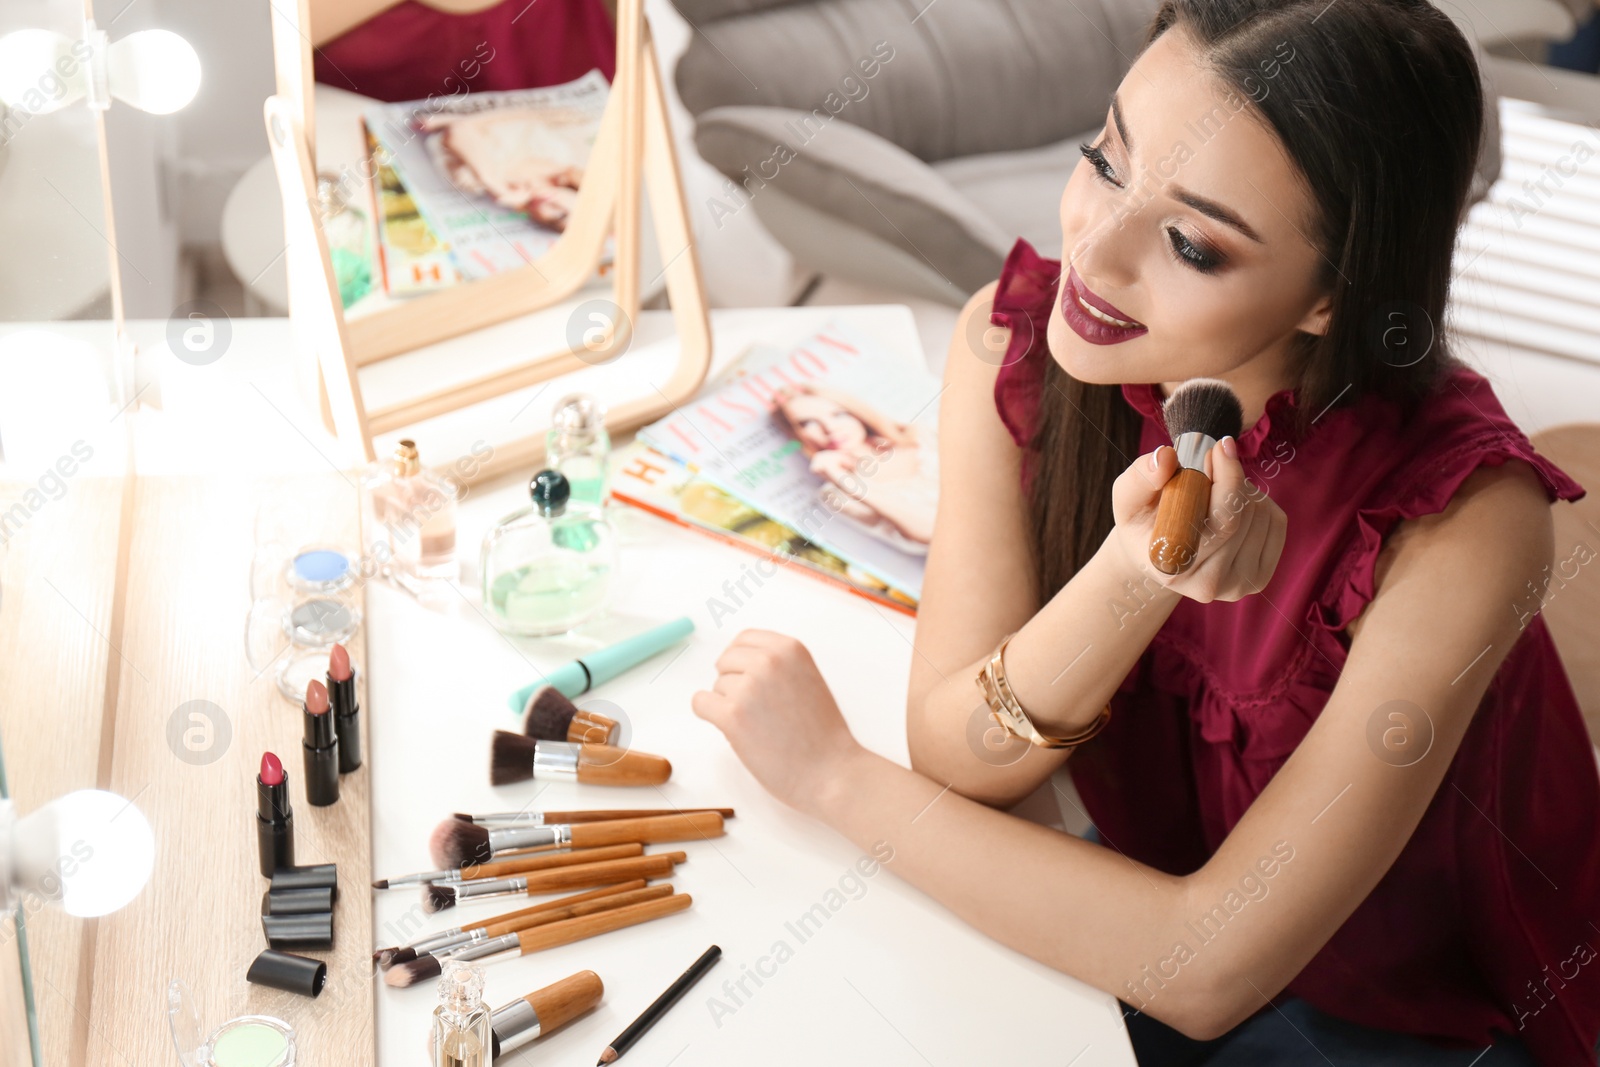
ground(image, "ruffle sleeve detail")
xmin=990 ymin=237 xmax=1061 ymax=450
xmin=1309 ymin=420 xmax=1587 ymax=636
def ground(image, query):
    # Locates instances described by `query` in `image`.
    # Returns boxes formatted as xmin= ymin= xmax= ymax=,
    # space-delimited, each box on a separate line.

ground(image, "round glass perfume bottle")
xmin=545 ymin=393 xmax=611 ymax=507
xmin=481 ymin=470 xmax=617 ymax=636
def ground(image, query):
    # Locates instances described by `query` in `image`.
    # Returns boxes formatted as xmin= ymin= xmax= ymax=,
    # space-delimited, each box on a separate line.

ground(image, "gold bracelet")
xmin=976 ymin=633 xmax=1112 ymax=750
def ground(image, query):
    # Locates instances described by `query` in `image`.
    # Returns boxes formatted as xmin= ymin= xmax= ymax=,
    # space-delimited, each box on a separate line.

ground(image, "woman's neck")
xmin=1158 ymin=362 xmax=1297 ymax=438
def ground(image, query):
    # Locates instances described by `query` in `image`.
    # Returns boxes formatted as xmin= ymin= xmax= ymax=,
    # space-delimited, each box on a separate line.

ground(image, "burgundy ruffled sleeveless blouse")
xmin=989 ymin=237 xmax=1600 ymax=1063
xmin=313 ymin=0 xmax=616 ymax=104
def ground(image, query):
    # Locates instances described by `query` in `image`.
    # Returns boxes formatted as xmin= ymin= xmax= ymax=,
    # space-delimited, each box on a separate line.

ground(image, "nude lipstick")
xmin=1061 ymin=262 xmax=1148 ymax=345
xmin=257 ymin=751 xmax=295 ymax=876
xmin=328 ymin=642 xmax=361 ymax=774
xmin=302 ymin=680 xmax=340 ymax=807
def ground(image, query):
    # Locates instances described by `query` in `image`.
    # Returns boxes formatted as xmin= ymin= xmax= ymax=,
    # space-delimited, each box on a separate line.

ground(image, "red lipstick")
xmin=328 ymin=642 xmax=361 ymax=774
xmin=302 ymin=680 xmax=340 ymax=807
xmin=1061 ymin=263 xmax=1148 ymax=345
xmin=257 ymin=751 xmax=295 ymax=876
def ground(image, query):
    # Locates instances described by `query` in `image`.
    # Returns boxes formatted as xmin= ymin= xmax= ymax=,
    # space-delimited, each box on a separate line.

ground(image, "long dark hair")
xmin=1027 ymin=0 xmax=1483 ymax=603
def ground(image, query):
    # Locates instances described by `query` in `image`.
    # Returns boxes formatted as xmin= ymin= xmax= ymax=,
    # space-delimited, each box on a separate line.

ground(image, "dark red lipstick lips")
xmin=1062 ymin=263 xmax=1148 ymax=345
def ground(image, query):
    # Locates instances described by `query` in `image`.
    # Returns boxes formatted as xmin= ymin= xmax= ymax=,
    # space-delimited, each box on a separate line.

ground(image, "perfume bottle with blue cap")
xmin=480 ymin=470 xmax=617 ymax=636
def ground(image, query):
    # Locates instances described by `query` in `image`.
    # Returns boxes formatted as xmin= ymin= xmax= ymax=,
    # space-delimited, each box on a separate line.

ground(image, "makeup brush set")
xmin=372 ymin=805 xmax=732 ymax=987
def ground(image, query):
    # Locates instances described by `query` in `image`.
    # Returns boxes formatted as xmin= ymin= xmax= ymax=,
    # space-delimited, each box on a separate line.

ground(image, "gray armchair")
xmin=669 ymin=0 xmax=1504 ymax=306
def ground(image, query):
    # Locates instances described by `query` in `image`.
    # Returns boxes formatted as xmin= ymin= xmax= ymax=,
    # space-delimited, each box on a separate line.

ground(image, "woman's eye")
xmin=1168 ymin=227 xmax=1223 ymax=274
xmin=1078 ymin=141 xmax=1119 ymax=187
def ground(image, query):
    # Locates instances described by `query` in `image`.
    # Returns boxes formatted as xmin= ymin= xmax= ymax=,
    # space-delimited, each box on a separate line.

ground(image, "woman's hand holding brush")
xmin=1110 ymin=380 xmax=1287 ymax=604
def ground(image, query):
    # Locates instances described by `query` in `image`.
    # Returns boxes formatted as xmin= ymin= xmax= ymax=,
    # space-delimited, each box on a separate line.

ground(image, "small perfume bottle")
xmin=362 ymin=439 xmax=459 ymax=582
xmin=430 ymin=960 xmax=492 ymax=1067
xmin=480 ymin=470 xmax=617 ymax=636
xmin=545 ymin=393 xmax=611 ymax=507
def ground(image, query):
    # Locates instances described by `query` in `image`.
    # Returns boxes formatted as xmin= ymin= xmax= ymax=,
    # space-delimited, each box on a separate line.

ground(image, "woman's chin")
xmin=1045 ymin=315 xmax=1130 ymax=384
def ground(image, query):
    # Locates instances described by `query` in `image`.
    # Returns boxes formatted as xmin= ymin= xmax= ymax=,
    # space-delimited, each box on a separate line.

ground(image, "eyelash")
xmin=1077 ymin=141 xmax=1225 ymax=275
xmin=1164 ymin=228 xmax=1222 ymax=273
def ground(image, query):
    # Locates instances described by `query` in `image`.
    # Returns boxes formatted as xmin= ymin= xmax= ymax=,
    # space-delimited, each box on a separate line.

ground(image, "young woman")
xmin=773 ymin=381 xmax=940 ymax=550
xmin=690 ymin=0 xmax=1600 ymax=1062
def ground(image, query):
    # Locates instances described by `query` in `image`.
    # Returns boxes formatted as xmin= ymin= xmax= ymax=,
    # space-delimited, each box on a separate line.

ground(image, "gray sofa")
xmin=669 ymin=0 xmax=1506 ymax=305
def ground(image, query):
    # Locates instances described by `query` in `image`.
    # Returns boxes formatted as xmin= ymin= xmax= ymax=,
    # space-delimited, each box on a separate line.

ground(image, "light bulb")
xmin=106 ymin=29 xmax=200 ymax=115
xmin=13 ymin=789 xmax=155 ymax=917
xmin=0 ymin=25 xmax=199 ymax=117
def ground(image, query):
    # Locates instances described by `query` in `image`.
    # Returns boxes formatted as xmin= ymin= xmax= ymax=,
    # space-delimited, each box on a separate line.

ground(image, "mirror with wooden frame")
xmin=265 ymin=0 xmax=710 ymax=484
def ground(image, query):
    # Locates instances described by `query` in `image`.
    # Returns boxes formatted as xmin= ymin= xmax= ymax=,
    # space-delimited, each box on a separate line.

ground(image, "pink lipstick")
xmin=329 ymin=642 xmax=361 ymax=774
xmin=1061 ymin=263 xmax=1148 ymax=345
xmin=257 ymin=751 xmax=295 ymax=876
xmin=302 ymin=680 xmax=340 ymax=807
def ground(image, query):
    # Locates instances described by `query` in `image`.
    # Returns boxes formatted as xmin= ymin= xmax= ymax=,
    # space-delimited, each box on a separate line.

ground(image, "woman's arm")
xmin=693 ymin=459 xmax=1555 ymax=1038
xmin=905 ymin=285 xmax=1276 ymax=808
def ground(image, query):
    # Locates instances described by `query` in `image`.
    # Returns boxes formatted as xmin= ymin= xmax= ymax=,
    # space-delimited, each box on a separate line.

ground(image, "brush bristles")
xmin=1161 ymin=378 xmax=1243 ymax=444
xmin=422 ymin=883 xmax=458 ymax=915
xmin=490 ymin=730 xmax=539 ymax=786
xmin=384 ymin=952 xmax=444 ymax=988
xmin=522 ymin=685 xmax=580 ymax=742
xmin=377 ymin=947 xmax=419 ymax=972
xmin=431 ymin=817 xmax=493 ymax=869
xmin=371 ymin=878 xmax=390 ymax=890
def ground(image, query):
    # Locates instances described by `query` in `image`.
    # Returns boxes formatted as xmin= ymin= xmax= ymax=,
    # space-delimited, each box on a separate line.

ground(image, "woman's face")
xmin=785 ymin=394 xmax=867 ymax=452
xmin=1047 ymin=26 xmax=1333 ymax=398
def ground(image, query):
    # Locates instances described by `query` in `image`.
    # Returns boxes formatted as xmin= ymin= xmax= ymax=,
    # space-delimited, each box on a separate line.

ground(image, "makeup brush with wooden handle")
xmin=522 ymin=685 xmax=622 ymax=745
xmin=432 ymin=811 xmax=725 ymax=869
xmin=389 ymin=893 xmax=693 ymax=987
xmin=387 ymin=884 xmax=673 ymax=973
xmin=377 ymin=842 xmax=647 ymax=890
xmin=491 ymin=970 xmax=606 ymax=1059
xmin=490 ymin=731 xmax=671 ymax=787
xmin=453 ymin=808 xmax=735 ymax=826
xmin=376 ymin=879 xmax=650 ymax=968
xmin=1149 ymin=378 xmax=1243 ymax=575
xmin=423 ymin=851 xmax=687 ymax=913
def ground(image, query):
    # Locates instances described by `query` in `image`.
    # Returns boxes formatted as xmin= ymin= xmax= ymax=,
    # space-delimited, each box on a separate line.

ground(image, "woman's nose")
xmin=1068 ymin=191 xmax=1147 ymax=285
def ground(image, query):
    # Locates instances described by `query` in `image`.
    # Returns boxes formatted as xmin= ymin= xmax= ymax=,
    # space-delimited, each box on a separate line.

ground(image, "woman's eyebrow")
xmin=1111 ymin=93 xmax=1134 ymax=152
xmin=1171 ymin=187 xmax=1265 ymax=243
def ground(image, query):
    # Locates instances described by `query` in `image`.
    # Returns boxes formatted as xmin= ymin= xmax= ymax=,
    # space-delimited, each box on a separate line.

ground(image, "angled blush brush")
xmin=431 ymin=811 xmax=725 ymax=869
xmin=1149 ymin=378 xmax=1244 ymax=575
xmin=374 ymin=879 xmax=648 ymax=969
xmin=453 ymin=807 xmax=735 ymax=826
xmin=387 ymin=892 xmax=693 ymax=987
xmin=521 ymin=685 xmax=622 ymax=745
xmin=422 ymin=851 xmax=687 ymax=914
xmin=489 ymin=731 xmax=671 ymax=787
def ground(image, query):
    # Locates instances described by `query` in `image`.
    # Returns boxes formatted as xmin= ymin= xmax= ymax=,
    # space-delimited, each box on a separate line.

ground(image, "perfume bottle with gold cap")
xmin=362 ymin=439 xmax=459 ymax=583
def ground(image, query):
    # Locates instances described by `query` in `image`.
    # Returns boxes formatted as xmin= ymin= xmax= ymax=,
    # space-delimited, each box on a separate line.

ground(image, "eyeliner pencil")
xmin=597 ymin=944 xmax=722 ymax=1064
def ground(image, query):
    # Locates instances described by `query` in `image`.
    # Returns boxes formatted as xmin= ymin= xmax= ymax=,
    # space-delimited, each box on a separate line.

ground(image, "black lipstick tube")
xmin=257 ymin=766 xmax=295 ymax=877
xmin=303 ymin=701 xmax=340 ymax=807
xmin=330 ymin=666 xmax=362 ymax=774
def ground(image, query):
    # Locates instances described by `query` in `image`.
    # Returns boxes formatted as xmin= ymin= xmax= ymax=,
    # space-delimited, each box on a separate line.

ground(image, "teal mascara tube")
xmin=507 ymin=616 xmax=695 ymax=713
